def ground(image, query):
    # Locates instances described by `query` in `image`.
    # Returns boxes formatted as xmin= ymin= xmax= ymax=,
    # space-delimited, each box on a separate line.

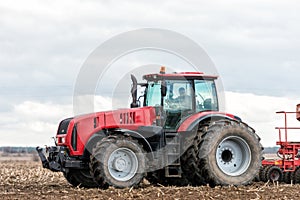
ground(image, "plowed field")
xmin=1 ymin=161 xmax=300 ymax=200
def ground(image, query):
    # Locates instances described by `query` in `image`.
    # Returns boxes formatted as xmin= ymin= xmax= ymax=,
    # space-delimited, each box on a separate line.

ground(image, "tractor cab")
xmin=132 ymin=67 xmax=219 ymax=130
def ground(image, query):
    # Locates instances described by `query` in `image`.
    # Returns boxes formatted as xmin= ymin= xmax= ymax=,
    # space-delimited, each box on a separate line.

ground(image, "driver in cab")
xmin=166 ymin=87 xmax=192 ymax=109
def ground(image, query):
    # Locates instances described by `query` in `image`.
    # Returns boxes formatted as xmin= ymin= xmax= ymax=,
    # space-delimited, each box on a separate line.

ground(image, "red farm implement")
xmin=260 ymin=104 xmax=300 ymax=183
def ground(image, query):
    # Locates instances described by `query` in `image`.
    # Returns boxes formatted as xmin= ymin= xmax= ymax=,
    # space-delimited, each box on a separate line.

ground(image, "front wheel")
xmin=198 ymin=120 xmax=263 ymax=186
xmin=90 ymin=135 xmax=146 ymax=188
xmin=63 ymin=169 xmax=98 ymax=188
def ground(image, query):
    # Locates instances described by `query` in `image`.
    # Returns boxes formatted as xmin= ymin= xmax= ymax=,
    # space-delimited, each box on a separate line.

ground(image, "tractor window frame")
xmin=163 ymin=79 xmax=194 ymax=111
xmin=194 ymin=79 xmax=219 ymax=112
xmin=145 ymin=81 xmax=162 ymax=107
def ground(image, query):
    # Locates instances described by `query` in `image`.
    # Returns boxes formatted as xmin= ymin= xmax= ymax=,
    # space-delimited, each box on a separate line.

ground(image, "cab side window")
xmin=195 ymin=80 xmax=218 ymax=112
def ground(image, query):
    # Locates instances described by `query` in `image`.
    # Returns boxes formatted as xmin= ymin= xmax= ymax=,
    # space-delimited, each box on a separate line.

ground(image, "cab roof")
xmin=143 ymin=72 xmax=218 ymax=81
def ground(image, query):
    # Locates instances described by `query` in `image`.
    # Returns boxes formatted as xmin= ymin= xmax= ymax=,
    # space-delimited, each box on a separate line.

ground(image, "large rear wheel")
xmin=198 ymin=120 xmax=263 ymax=186
xmin=90 ymin=135 xmax=146 ymax=188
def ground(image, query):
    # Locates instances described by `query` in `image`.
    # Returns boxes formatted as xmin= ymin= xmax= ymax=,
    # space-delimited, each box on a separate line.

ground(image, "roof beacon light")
xmin=160 ymin=66 xmax=166 ymax=74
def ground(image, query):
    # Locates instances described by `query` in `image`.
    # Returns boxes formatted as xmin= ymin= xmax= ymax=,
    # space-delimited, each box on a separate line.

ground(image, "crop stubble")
xmin=1 ymin=161 xmax=300 ymax=200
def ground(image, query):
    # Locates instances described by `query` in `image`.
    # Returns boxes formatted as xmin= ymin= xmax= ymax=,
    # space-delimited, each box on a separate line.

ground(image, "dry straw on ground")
xmin=1 ymin=161 xmax=300 ymax=200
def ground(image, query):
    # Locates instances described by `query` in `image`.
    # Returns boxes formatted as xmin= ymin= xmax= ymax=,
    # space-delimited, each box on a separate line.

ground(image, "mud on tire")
xmin=198 ymin=119 xmax=263 ymax=186
xmin=90 ymin=135 xmax=146 ymax=188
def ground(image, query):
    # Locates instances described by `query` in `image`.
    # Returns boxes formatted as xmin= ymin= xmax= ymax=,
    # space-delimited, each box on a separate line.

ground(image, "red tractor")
xmin=37 ymin=67 xmax=263 ymax=188
xmin=259 ymin=105 xmax=300 ymax=183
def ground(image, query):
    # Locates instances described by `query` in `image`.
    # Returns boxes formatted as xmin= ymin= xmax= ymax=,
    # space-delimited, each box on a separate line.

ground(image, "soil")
xmin=1 ymin=161 xmax=300 ymax=200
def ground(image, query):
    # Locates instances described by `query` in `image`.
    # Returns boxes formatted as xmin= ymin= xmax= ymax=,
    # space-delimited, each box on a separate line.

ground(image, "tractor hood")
xmin=55 ymin=106 xmax=157 ymax=154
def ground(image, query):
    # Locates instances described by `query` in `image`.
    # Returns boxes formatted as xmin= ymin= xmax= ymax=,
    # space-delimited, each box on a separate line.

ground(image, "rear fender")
xmin=177 ymin=112 xmax=240 ymax=132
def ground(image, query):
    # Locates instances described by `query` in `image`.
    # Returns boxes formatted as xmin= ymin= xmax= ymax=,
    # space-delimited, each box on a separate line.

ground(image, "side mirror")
xmin=161 ymin=80 xmax=167 ymax=97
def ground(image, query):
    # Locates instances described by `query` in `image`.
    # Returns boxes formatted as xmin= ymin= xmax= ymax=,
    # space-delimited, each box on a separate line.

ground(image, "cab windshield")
xmin=145 ymin=79 xmax=218 ymax=130
xmin=145 ymin=79 xmax=218 ymax=111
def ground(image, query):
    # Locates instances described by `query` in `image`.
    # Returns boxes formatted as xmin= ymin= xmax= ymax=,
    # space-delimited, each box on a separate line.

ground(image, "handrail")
xmin=276 ymin=127 xmax=300 ymax=129
xmin=276 ymin=111 xmax=300 ymax=143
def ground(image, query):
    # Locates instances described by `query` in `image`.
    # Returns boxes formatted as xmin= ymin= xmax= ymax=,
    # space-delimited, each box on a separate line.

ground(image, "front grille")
xmin=71 ymin=124 xmax=77 ymax=151
xmin=57 ymin=118 xmax=73 ymax=135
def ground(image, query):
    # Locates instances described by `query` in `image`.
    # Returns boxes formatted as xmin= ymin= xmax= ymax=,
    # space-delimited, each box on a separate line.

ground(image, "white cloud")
xmin=0 ymin=101 xmax=72 ymax=146
xmin=0 ymin=96 xmax=114 ymax=146
xmin=14 ymin=101 xmax=72 ymax=121
xmin=225 ymin=91 xmax=300 ymax=147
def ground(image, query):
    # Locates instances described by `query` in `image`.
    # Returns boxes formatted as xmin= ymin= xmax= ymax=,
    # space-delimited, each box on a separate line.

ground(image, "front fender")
xmin=114 ymin=128 xmax=155 ymax=159
xmin=83 ymin=131 xmax=107 ymax=159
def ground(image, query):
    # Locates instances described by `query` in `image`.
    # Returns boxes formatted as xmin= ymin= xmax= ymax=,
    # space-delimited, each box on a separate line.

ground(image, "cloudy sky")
xmin=1 ymin=0 xmax=300 ymax=147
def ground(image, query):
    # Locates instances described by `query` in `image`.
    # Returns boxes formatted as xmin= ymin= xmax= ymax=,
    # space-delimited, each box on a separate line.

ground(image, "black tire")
xmin=294 ymin=167 xmax=300 ymax=184
xmin=146 ymin=169 xmax=165 ymax=185
xmin=253 ymin=168 xmax=261 ymax=182
xmin=198 ymin=120 xmax=263 ymax=186
xmin=283 ymin=171 xmax=292 ymax=184
xmin=90 ymin=135 xmax=146 ymax=188
xmin=259 ymin=166 xmax=271 ymax=182
xmin=180 ymin=135 xmax=206 ymax=186
xmin=266 ymin=166 xmax=283 ymax=182
xmin=63 ymin=169 xmax=99 ymax=188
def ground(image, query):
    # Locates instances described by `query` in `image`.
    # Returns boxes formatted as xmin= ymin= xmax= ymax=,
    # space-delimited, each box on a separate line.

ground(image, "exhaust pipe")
xmin=130 ymin=74 xmax=139 ymax=108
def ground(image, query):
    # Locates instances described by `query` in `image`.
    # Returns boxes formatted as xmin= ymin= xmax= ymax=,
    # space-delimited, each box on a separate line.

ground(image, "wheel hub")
xmin=216 ymin=136 xmax=251 ymax=176
xmin=113 ymin=157 xmax=127 ymax=172
xmin=108 ymin=147 xmax=138 ymax=181
xmin=221 ymin=149 xmax=233 ymax=163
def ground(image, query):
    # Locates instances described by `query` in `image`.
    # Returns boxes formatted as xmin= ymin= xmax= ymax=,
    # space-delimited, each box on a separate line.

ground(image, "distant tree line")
xmin=0 ymin=146 xmax=37 ymax=154
xmin=263 ymin=146 xmax=279 ymax=154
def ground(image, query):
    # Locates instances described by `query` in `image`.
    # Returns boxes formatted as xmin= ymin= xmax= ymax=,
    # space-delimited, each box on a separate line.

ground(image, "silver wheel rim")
xmin=108 ymin=147 xmax=138 ymax=181
xmin=216 ymin=136 xmax=251 ymax=176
